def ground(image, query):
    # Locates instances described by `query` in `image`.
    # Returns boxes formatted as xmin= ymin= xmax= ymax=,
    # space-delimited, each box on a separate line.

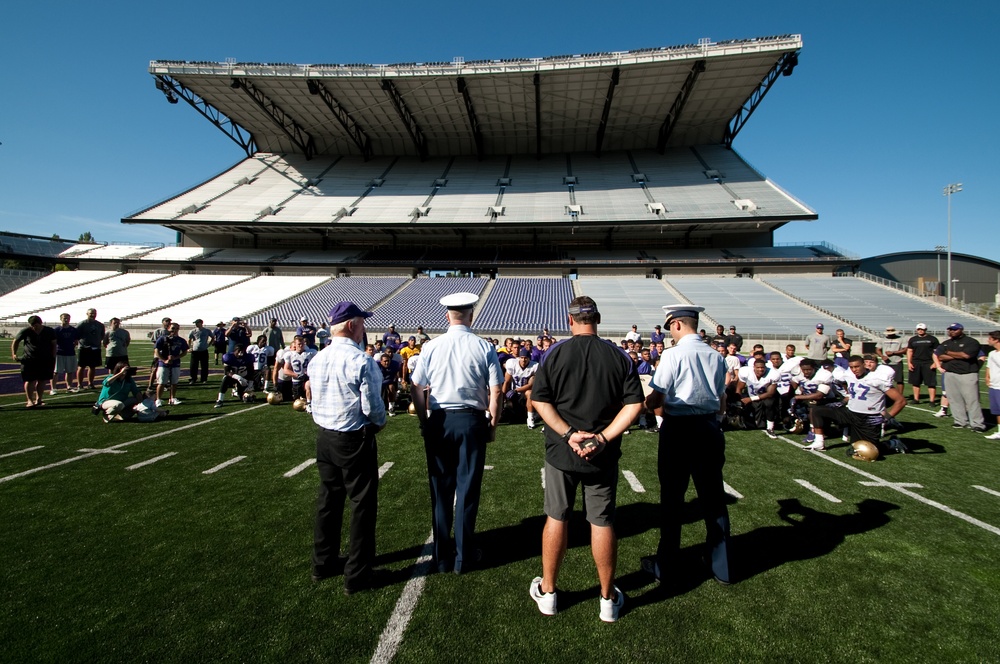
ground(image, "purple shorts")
xmin=989 ymin=388 xmax=1000 ymax=416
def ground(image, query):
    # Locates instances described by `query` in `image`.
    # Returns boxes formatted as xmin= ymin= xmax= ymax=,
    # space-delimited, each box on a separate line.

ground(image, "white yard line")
xmin=540 ymin=467 xmax=546 ymax=489
xmin=126 ymin=452 xmax=178 ymax=471
xmin=794 ymin=479 xmax=842 ymax=503
xmin=378 ymin=462 xmax=394 ymax=478
xmin=723 ymin=481 xmax=743 ymax=499
xmin=202 ymin=456 xmax=247 ymax=475
xmin=973 ymin=485 xmax=1000 ymax=499
xmin=370 ymin=533 xmax=435 ymax=664
xmin=622 ymin=469 xmax=645 ymax=493
xmin=0 ymin=403 xmax=268 ymax=484
xmin=0 ymin=446 xmax=44 ymax=459
xmin=779 ymin=434 xmax=1000 ymax=537
xmin=283 ymin=459 xmax=315 ymax=478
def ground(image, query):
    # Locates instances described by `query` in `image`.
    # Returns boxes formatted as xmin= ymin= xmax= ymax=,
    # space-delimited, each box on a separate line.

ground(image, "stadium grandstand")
xmin=3 ymin=35 xmax=996 ymax=340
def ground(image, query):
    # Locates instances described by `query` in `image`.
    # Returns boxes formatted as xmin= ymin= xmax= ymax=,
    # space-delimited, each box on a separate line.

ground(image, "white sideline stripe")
xmin=203 ymin=456 xmax=247 ymax=475
xmin=0 ymin=403 xmax=268 ymax=484
xmin=283 ymin=459 xmax=314 ymax=478
xmin=723 ymin=482 xmax=743 ymax=499
xmin=370 ymin=533 xmax=434 ymax=664
xmin=778 ymin=435 xmax=1000 ymax=537
xmin=794 ymin=479 xmax=842 ymax=503
xmin=540 ymin=467 xmax=545 ymax=489
xmin=859 ymin=481 xmax=923 ymax=489
xmin=0 ymin=446 xmax=44 ymax=459
xmin=378 ymin=462 xmax=394 ymax=478
xmin=622 ymin=470 xmax=645 ymax=493
xmin=973 ymin=485 xmax=1000 ymax=498
xmin=126 ymin=452 xmax=177 ymax=471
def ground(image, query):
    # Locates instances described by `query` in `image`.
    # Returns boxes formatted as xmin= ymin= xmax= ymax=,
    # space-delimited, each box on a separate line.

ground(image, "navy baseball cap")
xmin=329 ymin=302 xmax=373 ymax=325
xmin=518 ymin=348 xmax=531 ymax=358
xmin=816 ymin=323 xmax=824 ymax=329
xmin=947 ymin=323 xmax=964 ymax=331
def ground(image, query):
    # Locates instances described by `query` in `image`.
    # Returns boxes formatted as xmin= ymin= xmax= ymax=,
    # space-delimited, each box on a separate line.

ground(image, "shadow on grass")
xmin=622 ymin=498 xmax=899 ymax=608
xmin=899 ymin=438 xmax=946 ymax=454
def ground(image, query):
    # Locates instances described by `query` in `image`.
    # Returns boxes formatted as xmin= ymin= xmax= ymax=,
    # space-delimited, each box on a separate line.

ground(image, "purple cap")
xmin=816 ymin=323 xmax=824 ymax=329
xmin=328 ymin=301 xmax=373 ymax=326
xmin=518 ymin=348 xmax=531 ymax=358
xmin=947 ymin=322 xmax=964 ymax=331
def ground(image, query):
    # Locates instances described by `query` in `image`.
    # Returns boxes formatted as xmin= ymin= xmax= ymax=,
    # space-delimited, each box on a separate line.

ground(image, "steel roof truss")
xmin=306 ymin=79 xmax=373 ymax=160
xmin=380 ymin=79 xmax=428 ymax=161
xmin=456 ymin=78 xmax=485 ymax=160
xmin=155 ymin=75 xmax=257 ymax=157
xmin=724 ymin=51 xmax=798 ymax=147
xmin=657 ymin=60 xmax=705 ymax=154
xmin=594 ymin=68 xmax=620 ymax=157
xmin=231 ymin=77 xmax=316 ymax=159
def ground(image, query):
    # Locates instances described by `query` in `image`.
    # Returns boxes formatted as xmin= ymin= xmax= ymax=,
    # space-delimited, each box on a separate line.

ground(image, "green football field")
xmin=2 ymin=377 xmax=999 ymax=663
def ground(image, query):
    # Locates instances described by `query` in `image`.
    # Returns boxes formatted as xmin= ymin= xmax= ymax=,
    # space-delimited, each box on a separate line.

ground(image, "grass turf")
xmin=2 ymin=380 xmax=1000 ymax=662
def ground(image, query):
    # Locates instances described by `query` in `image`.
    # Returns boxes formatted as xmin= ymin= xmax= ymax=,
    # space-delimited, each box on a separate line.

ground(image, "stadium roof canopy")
xmin=148 ymin=35 xmax=801 ymax=160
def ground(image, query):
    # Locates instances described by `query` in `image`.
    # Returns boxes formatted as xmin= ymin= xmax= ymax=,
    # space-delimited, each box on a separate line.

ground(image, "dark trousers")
xmin=657 ymin=413 xmax=731 ymax=583
xmin=313 ymin=426 xmax=379 ymax=588
xmin=189 ymin=350 xmax=209 ymax=382
xmin=423 ymin=408 xmax=488 ymax=572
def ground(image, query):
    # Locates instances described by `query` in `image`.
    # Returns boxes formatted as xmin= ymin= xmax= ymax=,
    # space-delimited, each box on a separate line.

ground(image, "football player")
xmin=502 ymin=348 xmax=539 ymax=428
xmin=736 ymin=358 xmax=779 ymax=437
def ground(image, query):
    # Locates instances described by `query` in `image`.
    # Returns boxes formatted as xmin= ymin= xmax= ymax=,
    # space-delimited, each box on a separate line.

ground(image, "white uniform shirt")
xmin=650 ymin=333 xmax=726 ymax=416
xmin=988 ymin=349 xmax=1000 ymax=390
xmin=410 ymin=324 xmax=503 ymax=411
xmin=504 ymin=358 xmax=539 ymax=389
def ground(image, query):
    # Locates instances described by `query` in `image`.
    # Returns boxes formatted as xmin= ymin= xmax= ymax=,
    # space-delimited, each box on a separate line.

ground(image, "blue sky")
xmin=1 ymin=1 xmax=997 ymax=261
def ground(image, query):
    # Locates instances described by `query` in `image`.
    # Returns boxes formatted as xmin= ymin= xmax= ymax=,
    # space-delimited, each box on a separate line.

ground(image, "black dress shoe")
xmin=453 ymin=548 xmax=482 ymax=575
xmin=343 ymin=568 xmax=389 ymax=595
xmin=311 ymin=556 xmax=348 ymax=582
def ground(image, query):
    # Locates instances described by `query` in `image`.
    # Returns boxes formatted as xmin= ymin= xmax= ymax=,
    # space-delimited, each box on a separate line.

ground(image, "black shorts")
xmin=909 ymin=362 xmax=936 ymax=388
xmin=78 ymin=347 xmax=101 ymax=369
xmin=20 ymin=359 xmax=53 ymax=383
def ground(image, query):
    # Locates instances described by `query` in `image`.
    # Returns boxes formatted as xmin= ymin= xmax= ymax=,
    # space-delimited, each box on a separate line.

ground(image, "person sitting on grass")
xmin=97 ymin=361 xmax=144 ymax=422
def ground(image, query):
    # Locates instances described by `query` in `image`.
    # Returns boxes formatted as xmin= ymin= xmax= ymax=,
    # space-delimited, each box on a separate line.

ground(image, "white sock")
xmin=655 ymin=415 xmax=664 ymax=427
xmin=217 ymin=393 xmax=224 ymax=401
xmin=766 ymin=420 xmax=774 ymax=431
xmin=814 ymin=434 xmax=825 ymax=446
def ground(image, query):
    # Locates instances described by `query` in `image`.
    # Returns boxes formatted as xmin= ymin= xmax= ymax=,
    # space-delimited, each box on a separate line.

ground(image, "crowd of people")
xmin=9 ymin=300 xmax=1000 ymax=620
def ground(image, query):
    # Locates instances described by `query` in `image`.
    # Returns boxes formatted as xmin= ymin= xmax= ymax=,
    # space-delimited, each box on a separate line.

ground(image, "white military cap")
xmin=662 ymin=304 xmax=705 ymax=322
xmin=440 ymin=292 xmax=479 ymax=310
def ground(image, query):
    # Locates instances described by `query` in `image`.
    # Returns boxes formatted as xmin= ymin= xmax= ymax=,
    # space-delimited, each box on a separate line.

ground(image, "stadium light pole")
xmin=943 ymin=183 xmax=962 ymax=306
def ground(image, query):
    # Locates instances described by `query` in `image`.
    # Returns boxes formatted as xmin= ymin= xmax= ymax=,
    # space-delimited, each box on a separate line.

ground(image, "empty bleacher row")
xmin=1 ymin=271 xmax=994 ymax=338
xmin=128 ymin=147 xmax=813 ymax=225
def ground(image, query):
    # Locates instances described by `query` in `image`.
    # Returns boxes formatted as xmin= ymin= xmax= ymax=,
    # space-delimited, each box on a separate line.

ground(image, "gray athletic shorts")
xmin=55 ymin=355 xmax=78 ymax=375
xmin=157 ymin=366 xmax=181 ymax=385
xmin=543 ymin=461 xmax=617 ymax=527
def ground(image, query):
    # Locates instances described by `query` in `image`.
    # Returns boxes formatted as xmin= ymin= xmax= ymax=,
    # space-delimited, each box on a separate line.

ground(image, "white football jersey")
xmin=247 ymin=344 xmax=274 ymax=371
xmin=738 ymin=365 xmax=777 ymax=397
xmin=846 ymin=370 xmax=894 ymax=415
xmin=504 ymin=358 xmax=538 ymax=389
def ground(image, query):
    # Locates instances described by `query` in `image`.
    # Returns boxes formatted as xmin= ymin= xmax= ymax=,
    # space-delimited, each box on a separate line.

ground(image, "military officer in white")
xmin=410 ymin=292 xmax=503 ymax=574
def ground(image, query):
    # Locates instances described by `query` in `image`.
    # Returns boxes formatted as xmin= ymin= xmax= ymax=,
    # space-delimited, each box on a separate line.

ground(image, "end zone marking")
xmin=973 ymin=485 xmax=1000 ymax=498
xmin=126 ymin=452 xmax=178 ymax=471
xmin=378 ymin=462 xmax=394 ymax=478
xmin=283 ymin=459 xmax=314 ymax=478
xmin=794 ymin=479 xmax=842 ymax=503
xmin=203 ymin=456 xmax=247 ymax=475
xmin=622 ymin=470 xmax=645 ymax=493
xmin=723 ymin=482 xmax=743 ymax=499
xmin=0 ymin=446 xmax=44 ymax=459
xmin=370 ymin=532 xmax=434 ymax=664
xmin=778 ymin=434 xmax=1000 ymax=537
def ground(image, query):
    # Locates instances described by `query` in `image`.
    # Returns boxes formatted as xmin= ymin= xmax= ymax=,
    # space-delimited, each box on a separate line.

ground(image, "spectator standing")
xmin=409 ymin=292 xmax=502 ymax=576
xmin=528 ymin=296 xmax=642 ymax=623
xmin=804 ymin=323 xmax=832 ymax=361
xmin=154 ymin=322 xmax=188 ymax=407
xmin=642 ymin=304 xmax=732 ymax=586
xmin=984 ymin=331 xmax=1000 ymax=440
xmin=187 ymin=319 xmax=213 ymax=384
xmin=315 ymin=322 xmax=331 ymax=348
xmin=296 ymin=316 xmax=317 ymax=350
xmin=212 ymin=322 xmax=227 ymax=365
xmin=12 ymin=315 xmax=57 ymax=408
xmin=650 ymin=324 xmax=665 ymax=346
xmin=75 ymin=308 xmax=105 ymax=390
xmin=724 ymin=325 xmax=744 ymax=352
xmin=308 ymin=302 xmax=387 ymax=594
xmin=103 ymin=317 xmax=131 ymax=372
xmin=937 ymin=323 xmax=986 ymax=432
xmin=51 ymin=312 xmax=80 ymax=394
xmin=147 ymin=317 xmax=172 ymax=392
xmin=265 ymin=318 xmax=285 ymax=352
xmin=227 ymin=317 xmax=252 ymax=353
xmin=625 ymin=324 xmax=641 ymax=344
xmin=877 ymin=326 xmax=907 ymax=393
xmin=830 ymin=328 xmax=853 ymax=370
xmin=906 ymin=323 xmax=939 ymax=405
xmin=382 ymin=324 xmax=401 ymax=352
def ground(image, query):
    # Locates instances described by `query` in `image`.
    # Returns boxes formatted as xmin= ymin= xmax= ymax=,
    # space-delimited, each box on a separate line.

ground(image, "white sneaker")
xmin=49 ymin=389 xmax=57 ymax=396
xmin=529 ymin=577 xmax=557 ymax=616
xmin=599 ymin=586 xmax=625 ymax=623
xmin=803 ymin=442 xmax=826 ymax=451
xmin=527 ymin=416 xmax=536 ymax=430
xmin=305 ymin=404 xmax=312 ymax=414
xmin=70 ymin=387 xmax=80 ymax=393
xmin=764 ymin=429 xmax=777 ymax=440
xmin=985 ymin=431 xmax=1000 ymax=440
xmin=933 ymin=409 xmax=948 ymax=418
xmin=168 ymin=398 xmax=182 ymax=406
xmin=154 ymin=399 xmax=163 ymax=408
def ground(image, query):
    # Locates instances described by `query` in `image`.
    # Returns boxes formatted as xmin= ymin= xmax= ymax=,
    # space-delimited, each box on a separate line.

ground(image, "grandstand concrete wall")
xmin=857 ymin=252 xmax=1000 ymax=305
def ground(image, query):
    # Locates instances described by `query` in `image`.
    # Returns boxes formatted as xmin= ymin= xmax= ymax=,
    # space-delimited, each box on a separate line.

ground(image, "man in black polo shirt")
xmin=906 ymin=323 xmax=939 ymax=405
xmin=528 ymin=296 xmax=643 ymax=623
xmin=937 ymin=323 xmax=985 ymax=431
xmin=12 ymin=315 xmax=57 ymax=408
xmin=725 ymin=325 xmax=744 ymax=352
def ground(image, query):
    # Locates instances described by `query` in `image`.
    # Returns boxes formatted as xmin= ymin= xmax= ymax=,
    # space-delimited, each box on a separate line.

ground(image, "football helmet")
xmin=292 ymin=397 xmax=307 ymax=412
xmin=266 ymin=392 xmax=283 ymax=405
xmin=407 ymin=402 xmax=418 ymax=416
xmin=849 ymin=440 xmax=880 ymax=462
xmin=789 ymin=419 xmax=806 ymax=435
